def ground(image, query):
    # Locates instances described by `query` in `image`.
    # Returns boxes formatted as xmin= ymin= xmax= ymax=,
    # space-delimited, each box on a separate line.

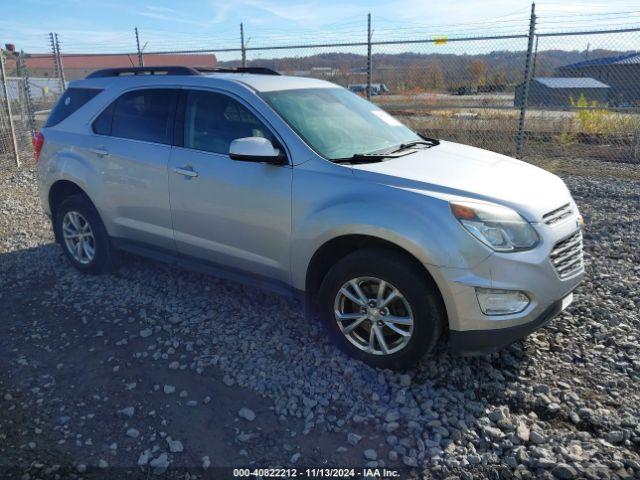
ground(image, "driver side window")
xmin=183 ymin=91 xmax=274 ymax=155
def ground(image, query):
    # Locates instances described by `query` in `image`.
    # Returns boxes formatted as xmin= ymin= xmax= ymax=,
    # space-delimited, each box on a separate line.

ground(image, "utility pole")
xmin=135 ymin=27 xmax=144 ymax=66
xmin=240 ymin=23 xmax=247 ymax=68
xmin=366 ymin=13 xmax=372 ymax=100
xmin=516 ymin=2 xmax=536 ymax=159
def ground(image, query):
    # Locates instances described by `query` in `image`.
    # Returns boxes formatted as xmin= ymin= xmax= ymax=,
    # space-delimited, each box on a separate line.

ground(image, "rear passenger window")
xmin=109 ymin=89 xmax=177 ymax=144
xmin=183 ymin=91 xmax=274 ymax=154
xmin=45 ymin=88 xmax=102 ymax=127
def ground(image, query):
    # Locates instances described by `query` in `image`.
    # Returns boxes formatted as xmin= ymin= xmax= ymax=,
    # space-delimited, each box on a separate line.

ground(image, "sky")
xmin=2 ymin=0 xmax=640 ymax=55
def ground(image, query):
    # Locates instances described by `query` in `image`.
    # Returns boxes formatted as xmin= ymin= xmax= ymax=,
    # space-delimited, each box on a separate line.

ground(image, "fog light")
xmin=475 ymin=288 xmax=530 ymax=315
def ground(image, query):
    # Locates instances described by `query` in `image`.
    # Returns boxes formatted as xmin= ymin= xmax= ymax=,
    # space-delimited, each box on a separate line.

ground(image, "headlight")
xmin=450 ymin=201 xmax=539 ymax=252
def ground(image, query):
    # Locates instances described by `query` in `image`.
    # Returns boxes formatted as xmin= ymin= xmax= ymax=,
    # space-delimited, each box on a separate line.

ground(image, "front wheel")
xmin=318 ymin=248 xmax=444 ymax=369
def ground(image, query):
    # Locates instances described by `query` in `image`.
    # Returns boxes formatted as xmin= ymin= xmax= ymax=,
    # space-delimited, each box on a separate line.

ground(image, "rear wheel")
xmin=54 ymin=194 xmax=115 ymax=274
xmin=318 ymin=248 xmax=444 ymax=369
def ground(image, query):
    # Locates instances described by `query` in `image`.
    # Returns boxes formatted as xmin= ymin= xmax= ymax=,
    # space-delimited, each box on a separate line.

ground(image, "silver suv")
xmin=36 ymin=66 xmax=584 ymax=369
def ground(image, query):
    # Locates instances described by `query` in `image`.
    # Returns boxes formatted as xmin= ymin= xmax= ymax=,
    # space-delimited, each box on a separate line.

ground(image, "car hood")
xmin=351 ymin=140 xmax=572 ymax=222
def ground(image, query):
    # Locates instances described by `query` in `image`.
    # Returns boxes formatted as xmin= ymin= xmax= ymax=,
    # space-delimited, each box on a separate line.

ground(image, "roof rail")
xmin=85 ymin=66 xmax=199 ymax=78
xmin=84 ymin=65 xmax=281 ymax=80
xmin=195 ymin=67 xmax=280 ymax=76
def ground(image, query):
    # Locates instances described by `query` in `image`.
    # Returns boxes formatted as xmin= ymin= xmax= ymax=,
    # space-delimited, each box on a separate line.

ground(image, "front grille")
xmin=550 ymin=230 xmax=584 ymax=279
xmin=543 ymin=203 xmax=573 ymax=226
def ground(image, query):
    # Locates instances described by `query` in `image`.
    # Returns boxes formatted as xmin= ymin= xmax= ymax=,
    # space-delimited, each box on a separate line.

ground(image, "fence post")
xmin=54 ymin=33 xmax=66 ymax=91
xmin=632 ymin=129 xmax=640 ymax=163
xmin=49 ymin=32 xmax=66 ymax=93
xmin=516 ymin=2 xmax=536 ymax=158
xmin=531 ymin=34 xmax=540 ymax=78
xmin=0 ymin=51 xmax=20 ymax=167
xmin=366 ymin=13 xmax=372 ymax=100
xmin=49 ymin=32 xmax=58 ymax=80
xmin=17 ymin=51 xmax=36 ymax=137
xmin=135 ymin=27 xmax=144 ymax=67
xmin=240 ymin=23 xmax=247 ymax=68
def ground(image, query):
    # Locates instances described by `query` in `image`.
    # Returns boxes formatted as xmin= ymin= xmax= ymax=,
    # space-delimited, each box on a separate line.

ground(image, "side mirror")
xmin=229 ymin=137 xmax=287 ymax=165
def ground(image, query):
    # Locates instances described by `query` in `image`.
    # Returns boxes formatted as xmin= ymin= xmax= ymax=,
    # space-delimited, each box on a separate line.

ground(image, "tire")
xmin=54 ymin=194 xmax=115 ymax=274
xmin=318 ymin=248 xmax=444 ymax=369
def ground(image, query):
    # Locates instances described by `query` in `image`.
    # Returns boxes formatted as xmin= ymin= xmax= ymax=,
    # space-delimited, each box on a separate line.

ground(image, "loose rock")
xmin=238 ymin=408 xmax=256 ymax=421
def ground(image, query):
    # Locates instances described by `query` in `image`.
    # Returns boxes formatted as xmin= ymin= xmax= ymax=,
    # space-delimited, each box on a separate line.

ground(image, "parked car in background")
xmin=449 ymin=85 xmax=479 ymax=95
xmin=348 ymin=83 xmax=389 ymax=96
xmin=36 ymin=66 xmax=583 ymax=368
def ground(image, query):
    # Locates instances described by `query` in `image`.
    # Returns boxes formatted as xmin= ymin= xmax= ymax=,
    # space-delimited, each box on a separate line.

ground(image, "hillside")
xmin=223 ymin=49 xmax=634 ymax=91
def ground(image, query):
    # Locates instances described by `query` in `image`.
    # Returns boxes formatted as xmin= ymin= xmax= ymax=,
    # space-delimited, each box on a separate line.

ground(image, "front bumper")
xmin=448 ymin=296 xmax=566 ymax=356
xmin=424 ymin=214 xmax=584 ymax=355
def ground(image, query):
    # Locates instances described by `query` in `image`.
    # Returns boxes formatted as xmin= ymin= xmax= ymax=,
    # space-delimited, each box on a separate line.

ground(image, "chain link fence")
xmin=372 ymin=34 xmax=530 ymax=157
xmin=521 ymin=28 xmax=640 ymax=162
xmin=1 ymin=7 xmax=639 ymax=170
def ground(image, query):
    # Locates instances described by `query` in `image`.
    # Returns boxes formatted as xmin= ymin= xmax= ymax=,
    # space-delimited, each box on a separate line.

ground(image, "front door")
xmin=168 ymin=89 xmax=292 ymax=288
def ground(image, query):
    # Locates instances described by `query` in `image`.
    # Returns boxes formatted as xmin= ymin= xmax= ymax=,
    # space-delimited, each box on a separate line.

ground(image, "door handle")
xmin=173 ymin=166 xmax=199 ymax=178
xmin=89 ymin=147 xmax=109 ymax=157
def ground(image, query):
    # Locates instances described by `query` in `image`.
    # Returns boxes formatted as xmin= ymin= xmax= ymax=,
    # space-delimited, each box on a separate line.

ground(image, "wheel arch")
xmin=48 ymin=180 xmax=95 ymax=242
xmin=304 ymin=234 xmax=448 ymax=327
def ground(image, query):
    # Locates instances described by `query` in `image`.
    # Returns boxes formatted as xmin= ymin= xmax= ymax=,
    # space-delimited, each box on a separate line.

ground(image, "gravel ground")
xmin=1 ymin=162 xmax=639 ymax=480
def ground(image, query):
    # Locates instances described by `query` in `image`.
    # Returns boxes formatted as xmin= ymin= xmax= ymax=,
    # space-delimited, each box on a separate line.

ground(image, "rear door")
xmin=89 ymin=88 xmax=179 ymax=251
xmin=168 ymin=89 xmax=292 ymax=288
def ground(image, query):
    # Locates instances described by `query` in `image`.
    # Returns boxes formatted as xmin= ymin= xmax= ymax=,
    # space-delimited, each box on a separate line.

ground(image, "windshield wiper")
xmin=331 ymin=136 xmax=438 ymax=164
xmin=332 ymin=150 xmax=416 ymax=164
xmin=389 ymin=137 xmax=440 ymax=153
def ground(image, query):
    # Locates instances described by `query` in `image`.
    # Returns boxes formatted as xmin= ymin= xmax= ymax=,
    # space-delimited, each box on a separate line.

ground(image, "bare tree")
xmin=424 ymin=60 xmax=445 ymax=89
xmin=469 ymin=59 xmax=487 ymax=86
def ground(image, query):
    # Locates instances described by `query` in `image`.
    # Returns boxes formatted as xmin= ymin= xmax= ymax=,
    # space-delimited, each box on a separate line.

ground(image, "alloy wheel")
xmin=62 ymin=211 xmax=96 ymax=265
xmin=333 ymin=276 xmax=414 ymax=355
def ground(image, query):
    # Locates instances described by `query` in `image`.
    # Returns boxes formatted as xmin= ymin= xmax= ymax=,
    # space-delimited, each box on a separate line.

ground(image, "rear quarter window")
xmin=92 ymin=103 xmax=115 ymax=136
xmin=45 ymin=87 xmax=102 ymax=127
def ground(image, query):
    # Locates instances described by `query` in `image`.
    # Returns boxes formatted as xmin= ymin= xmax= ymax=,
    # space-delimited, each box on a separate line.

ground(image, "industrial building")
xmin=514 ymin=77 xmax=611 ymax=107
xmin=556 ymin=52 xmax=640 ymax=106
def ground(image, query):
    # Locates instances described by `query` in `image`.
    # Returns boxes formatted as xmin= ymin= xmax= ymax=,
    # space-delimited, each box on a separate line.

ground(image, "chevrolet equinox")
xmin=36 ymin=66 xmax=584 ymax=368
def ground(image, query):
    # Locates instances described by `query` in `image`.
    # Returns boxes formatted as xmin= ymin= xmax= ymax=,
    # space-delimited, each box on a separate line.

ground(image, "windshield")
xmin=260 ymin=87 xmax=421 ymax=160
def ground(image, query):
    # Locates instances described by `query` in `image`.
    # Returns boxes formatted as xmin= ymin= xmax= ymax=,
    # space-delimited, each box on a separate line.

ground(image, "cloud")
xmin=208 ymin=0 xmax=364 ymax=25
xmin=210 ymin=4 xmax=233 ymax=24
xmin=145 ymin=5 xmax=178 ymax=14
xmin=138 ymin=2 xmax=233 ymax=26
xmin=138 ymin=5 xmax=207 ymax=26
xmin=237 ymin=0 xmax=317 ymax=22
